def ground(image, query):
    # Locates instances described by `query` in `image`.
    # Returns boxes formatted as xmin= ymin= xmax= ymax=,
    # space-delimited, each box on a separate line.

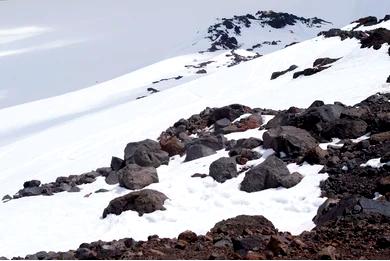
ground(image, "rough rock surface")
xmin=118 ymin=164 xmax=158 ymax=190
xmin=102 ymin=189 xmax=168 ymax=218
xmin=209 ymin=157 xmax=238 ymax=183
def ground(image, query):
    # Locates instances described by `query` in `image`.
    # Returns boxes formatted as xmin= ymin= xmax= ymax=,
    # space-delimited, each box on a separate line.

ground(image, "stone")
xmin=110 ymin=156 xmax=124 ymax=171
xmin=279 ymin=172 xmax=304 ymax=188
xmin=23 ymin=180 xmax=41 ymax=188
xmin=263 ymin=126 xmax=318 ymax=157
xmin=159 ymin=136 xmax=185 ymax=157
xmin=124 ymin=139 xmax=169 ymax=168
xmin=118 ymin=164 xmax=158 ymax=190
xmin=95 ymin=189 xmax=109 ymax=193
xmin=267 ymin=235 xmax=288 ymax=256
xmin=240 ymin=155 xmax=290 ymax=192
xmin=184 ymin=144 xmax=216 ymax=162
xmin=178 ymin=230 xmax=198 ymax=243
xmin=209 ymin=157 xmax=238 ymax=183
xmin=102 ymin=189 xmax=168 ymax=218
xmin=105 ymin=171 xmax=119 ymax=185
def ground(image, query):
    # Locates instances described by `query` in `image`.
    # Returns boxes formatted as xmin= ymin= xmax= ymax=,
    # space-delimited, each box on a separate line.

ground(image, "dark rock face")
xmin=318 ymin=28 xmax=367 ymax=41
xmin=187 ymin=134 xmax=227 ymax=151
xmin=293 ymin=66 xmax=329 ymax=79
xmin=263 ymin=126 xmax=318 ymax=158
xmin=360 ymin=28 xmax=390 ymax=50
xmin=322 ymin=119 xmax=368 ymax=139
xmin=240 ymin=155 xmax=302 ymax=192
xmin=124 ymin=139 xmax=169 ymax=168
xmin=313 ymin=196 xmax=390 ymax=226
xmin=102 ymin=189 xmax=168 ymax=218
xmin=23 ymin=180 xmax=41 ymax=188
xmin=110 ymin=157 xmax=125 ymax=171
xmin=353 ymin=16 xmax=378 ymax=28
xmin=270 ymin=65 xmax=298 ymax=80
xmin=209 ymin=157 xmax=238 ymax=183
xmin=387 ymin=75 xmax=390 ymax=83
xmin=313 ymin=57 xmax=340 ymax=67
xmin=208 ymin=104 xmax=252 ymax=125
xmin=105 ymin=171 xmax=119 ymax=185
xmin=118 ymin=164 xmax=158 ymax=190
xmin=184 ymin=144 xmax=217 ymax=162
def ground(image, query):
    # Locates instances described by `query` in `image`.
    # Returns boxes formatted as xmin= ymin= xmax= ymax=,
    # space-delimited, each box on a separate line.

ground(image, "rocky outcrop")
xmin=270 ymin=65 xmax=298 ymax=80
xmin=102 ymin=189 xmax=168 ymax=218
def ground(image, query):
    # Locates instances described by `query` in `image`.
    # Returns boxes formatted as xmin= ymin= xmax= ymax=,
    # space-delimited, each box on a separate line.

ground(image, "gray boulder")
xmin=240 ymin=155 xmax=302 ymax=192
xmin=209 ymin=157 xmax=238 ymax=183
xmin=187 ymin=134 xmax=227 ymax=151
xmin=118 ymin=164 xmax=158 ymax=190
xmin=124 ymin=139 xmax=169 ymax=168
xmin=105 ymin=171 xmax=119 ymax=185
xmin=184 ymin=144 xmax=216 ymax=162
xmin=263 ymin=126 xmax=318 ymax=157
xmin=102 ymin=189 xmax=168 ymax=218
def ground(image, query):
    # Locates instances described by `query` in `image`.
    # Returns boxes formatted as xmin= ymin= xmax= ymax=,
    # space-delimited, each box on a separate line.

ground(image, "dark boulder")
xmin=124 ymin=139 xmax=169 ymax=168
xmin=263 ymin=126 xmax=318 ymax=157
xmin=187 ymin=134 xmax=226 ymax=151
xmin=110 ymin=157 xmax=125 ymax=171
xmin=371 ymin=131 xmax=390 ymax=143
xmin=270 ymin=65 xmax=298 ymax=80
xmin=313 ymin=196 xmax=390 ymax=226
xmin=102 ymin=189 xmax=168 ymax=218
xmin=322 ymin=119 xmax=368 ymax=139
xmin=241 ymin=155 xmax=301 ymax=192
xmin=23 ymin=180 xmax=41 ymax=188
xmin=279 ymin=172 xmax=304 ymax=188
xmin=184 ymin=144 xmax=217 ymax=162
xmin=313 ymin=57 xmax=340 ymax=67
xmin=118 ymin=164 xmax=158 ymax=190
xmin=105 ymin=171 xmax=119 ymax=185
xmin=209 ymin=157 xmax=238 ymax=183
xmin=208 ymin=104 xmax=252 ymax=125
xmin=360 ymin=28 xmax=390 ymax=50
xmin=293 ymin=66 xmax=329 ymax=79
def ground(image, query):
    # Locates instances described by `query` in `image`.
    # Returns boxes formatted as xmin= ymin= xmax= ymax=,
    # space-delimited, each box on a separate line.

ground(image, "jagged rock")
xmin=360 ymin=28 xmax=390 ymax=50
xmin=188 ymin=134 xmax=226 ymax=151
xmin=2 ymin=195 xmax=12 ymax=201
xmin=23 ymin=180 xmax=41 ymax=188
xmin=263 ymin=126 xmax=318 ymax=157
xmin=124 ymin=139 xmax=169 ymax=168
xmin=102 ymin=189 xmax=168 ymax=218
xmin=293 ymin=66 xmax=329 ymax=79
xmin=191 ymin=173 xmax=208 ymax=178
xmin=313 ymin=196 xmax=390 ymax=226
xmin=208 ymin=104 xmax=252 ymax=125
xmin=270 ymin=65 xmax=298 ymax=80
xmin=209 ymin=157 xmax=238 ymax=183
xmin=110 ymin=157 xmax=125 ymax=171
xmin=318 ymin=28 xmax=367 ymax=41
xmin=241 ymin=155 xmax=301 ymax=192
xmin=313 ymin=57 xmax=340 ymax=67
xmin=184 ymin=144 xmax=217 ymax=162
xmin=322 ymin=119 xmax=368 ymax=139
xmin=118 ymin=164 xmax=158 ymax=190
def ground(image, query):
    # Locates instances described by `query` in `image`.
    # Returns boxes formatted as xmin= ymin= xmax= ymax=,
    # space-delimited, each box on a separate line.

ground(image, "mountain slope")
xmin=0 ymin=16 xmax=389 ymax=257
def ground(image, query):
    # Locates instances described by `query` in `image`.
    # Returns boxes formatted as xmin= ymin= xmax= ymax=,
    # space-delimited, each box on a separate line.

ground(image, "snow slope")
xmin=0 ymin=17 xmax=389 ymax=257
xmin=0 ymin=0 xmax=389 ymax=108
